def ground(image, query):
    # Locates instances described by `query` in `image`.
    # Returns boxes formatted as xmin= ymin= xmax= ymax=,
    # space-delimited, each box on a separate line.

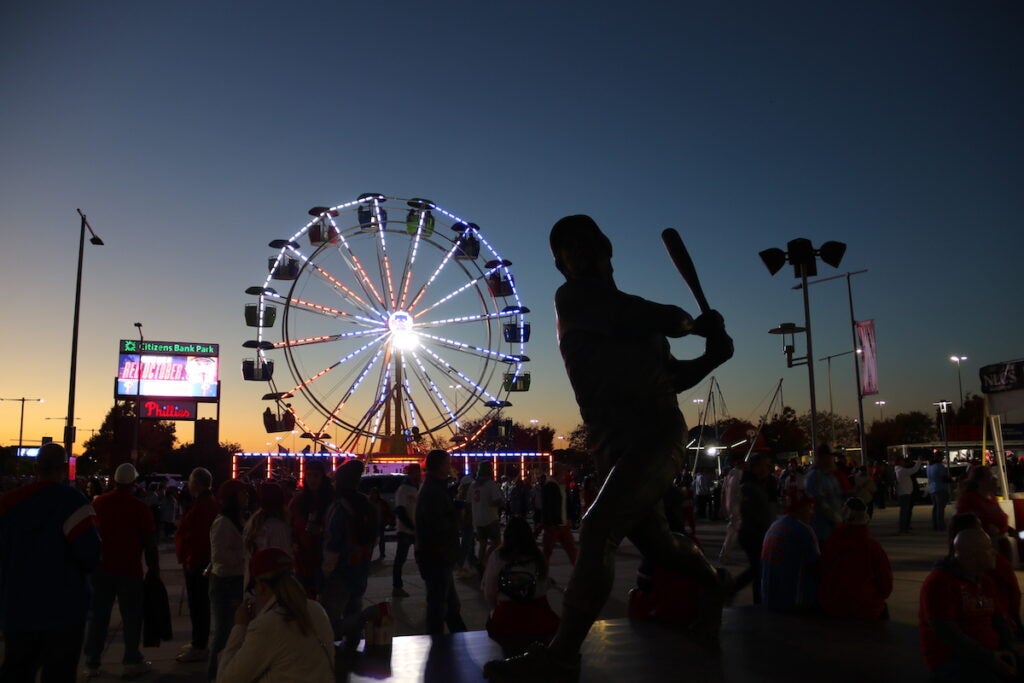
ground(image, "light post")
xmin=874 ymin=400 xmax=886 ymax=422
xmin=950 ymin=356 xmax=967 ymax=410
xmin=529 ymin=418 xmax=541 ymax=452
xmin=760 ymin=239 xmax=847 ymax=453
xmin=819 ymin=349 xmax=856 ymax=446
xmin=132 ymin=322 xmax=144 ymax=463
xmin=66 ymin=209 xmax=104 ymax=465
xmin=934 ymin=400 xmax=952 ymax=471
xmin=796 ymin=269 xmax=869 ymax=463
xmin=1 ymin=397 xmax=44 ymax=455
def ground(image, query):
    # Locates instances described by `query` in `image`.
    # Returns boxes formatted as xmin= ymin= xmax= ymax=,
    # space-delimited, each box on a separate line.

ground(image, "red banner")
xmin=856 ymin=319 xmax=879 ymax=396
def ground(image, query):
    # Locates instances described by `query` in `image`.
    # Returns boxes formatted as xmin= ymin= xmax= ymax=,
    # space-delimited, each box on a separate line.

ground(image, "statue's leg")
xmin=549 ymin=438 xmax=678 ymax=659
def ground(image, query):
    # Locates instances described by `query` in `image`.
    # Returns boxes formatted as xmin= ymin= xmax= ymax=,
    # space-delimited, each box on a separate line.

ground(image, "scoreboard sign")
xmin=115 ymin=339 xmax=220 ymax=403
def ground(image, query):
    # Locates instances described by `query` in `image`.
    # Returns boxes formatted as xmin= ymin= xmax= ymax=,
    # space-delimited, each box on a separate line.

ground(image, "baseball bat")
xmin=661 ymin=228 xmax=711 ymax=315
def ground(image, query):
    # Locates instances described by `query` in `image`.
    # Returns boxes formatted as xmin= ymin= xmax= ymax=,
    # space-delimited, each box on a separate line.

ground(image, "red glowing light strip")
xmin=303 ymin=261 xmax=373 ymax=314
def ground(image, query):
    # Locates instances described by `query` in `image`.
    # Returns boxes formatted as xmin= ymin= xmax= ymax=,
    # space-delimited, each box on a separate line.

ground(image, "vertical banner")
xmin=856 ymin=319 xmax=879 ymax=396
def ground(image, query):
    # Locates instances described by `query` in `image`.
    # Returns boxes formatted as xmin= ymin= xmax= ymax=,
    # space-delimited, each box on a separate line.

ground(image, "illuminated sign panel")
xmin=140 ymin=399 xmax=198 ymax=421
xmin=115 ymin=339 xmax=219 ymax=402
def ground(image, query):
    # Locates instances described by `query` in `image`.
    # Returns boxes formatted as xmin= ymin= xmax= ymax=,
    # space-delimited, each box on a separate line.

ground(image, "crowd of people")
xmin=4 ymin=439 xmax=1024 ymax=682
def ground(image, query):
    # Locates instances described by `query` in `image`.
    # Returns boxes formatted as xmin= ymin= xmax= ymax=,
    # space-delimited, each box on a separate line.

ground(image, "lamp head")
xmin=89 ymin=236 xmax=104 ymax=246
xmin=758 ymin=248 xmax=787 ymax=276
xmin=818 ymin=240 xmax=847 ymax=268
xmin=786 ymin=238 xmax=816 ymax=277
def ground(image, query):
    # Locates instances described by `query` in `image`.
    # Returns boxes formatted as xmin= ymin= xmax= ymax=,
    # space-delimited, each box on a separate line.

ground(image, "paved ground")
xmin=12 ymin=503 xmax=964 ymax=681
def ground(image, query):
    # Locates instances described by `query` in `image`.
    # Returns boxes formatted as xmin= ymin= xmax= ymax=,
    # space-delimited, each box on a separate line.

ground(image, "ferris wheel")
xmin=243 ymin=194 xmax=531 ymax=456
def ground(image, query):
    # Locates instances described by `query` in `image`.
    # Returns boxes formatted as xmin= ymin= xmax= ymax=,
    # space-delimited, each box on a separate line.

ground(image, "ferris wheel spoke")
xmin=404 ymin=239 xmax=463 ymax=313
xmin=274 ymin=328 xmax=385 ymax=350
xmin=396 ymin=228 xmax=425 ymax=312
xmin=417 ymin=331 xmax=522 ymax=365
xmin=417 ymin=344 xmax=501 ymax=404
xmin=301 ymin=260 xmax=380 ymax=319
xmin=415 ymin=308 xmax=521 ymax=329
xmin=402 ymin=350 xmax=460 ymax=430
xmin=374 ymin=229 xmax=398 ymax=311
xmin=280 ymin=297 xmax=384 ymax=329
xmin=283 ymin=335 xmax=388 ymax=398
xmin=317 ymin=343 xmax=388 ymax=435
xmin=327 ymin=234 xmax=388 ymax=311
xmin=412 ymin=262 xmax=503 ymax=319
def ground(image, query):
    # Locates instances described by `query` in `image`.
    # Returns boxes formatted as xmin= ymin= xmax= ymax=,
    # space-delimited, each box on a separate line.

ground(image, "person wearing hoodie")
xmin=818 ymin=497 xmax=893 ymax=619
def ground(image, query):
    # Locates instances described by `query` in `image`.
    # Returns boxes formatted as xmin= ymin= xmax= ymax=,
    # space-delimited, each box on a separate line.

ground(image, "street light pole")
xmin=1 ymin=397 xmax=44 ymax=455
xmin=874 ymin=400 xmax=886 ymax=422
xmin=950 ymin=356 xmax=967 ymax=410
xmin=819 ymin=349 xmax=855 ymax=446
xmin=133 ymin=322 xmax=144 ymax=463
xmin=797 ymin=269 xmax=869 ymax=464
xmin=66 ymin=209 xmax=104 ymax=465
xmin=760 ymin=238 xmax=847 ymax=454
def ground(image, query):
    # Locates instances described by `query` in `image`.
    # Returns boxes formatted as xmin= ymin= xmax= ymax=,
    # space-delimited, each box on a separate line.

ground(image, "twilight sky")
xmin=1 ymin=1 xmax=1021 ymax=455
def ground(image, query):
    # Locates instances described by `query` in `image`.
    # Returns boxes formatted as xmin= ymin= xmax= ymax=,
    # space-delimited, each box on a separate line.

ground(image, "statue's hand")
xmin=692 ymin=310 xmax=725 ymax=338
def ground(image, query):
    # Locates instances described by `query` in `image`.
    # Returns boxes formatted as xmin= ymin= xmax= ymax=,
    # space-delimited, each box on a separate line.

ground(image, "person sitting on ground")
xmin=947 ymin=513 xmax=1022 ymax=636
xmin=482 ymin=516 xmax=560 ymax=652
xmin=956 ymin=467 xmax=1013 ymax=561
xmin=919 ymin=527 xmax=1019 ymax=682
xmin=761 ymin=489 xmax=820 ymax=611
xmin=818 ymin=497 xmax=893 ymax=620
xmin=217 ymin=547 xmax=334 ymax=682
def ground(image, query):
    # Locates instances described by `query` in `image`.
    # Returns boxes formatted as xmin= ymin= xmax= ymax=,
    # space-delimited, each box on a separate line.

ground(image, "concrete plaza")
xmin=44 ymin=503 xmax=962 ymax=681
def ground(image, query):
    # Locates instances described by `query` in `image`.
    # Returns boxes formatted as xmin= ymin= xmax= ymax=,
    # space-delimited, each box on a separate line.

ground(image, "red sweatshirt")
xmin=819 ymin=522 xmax=893 ymax=619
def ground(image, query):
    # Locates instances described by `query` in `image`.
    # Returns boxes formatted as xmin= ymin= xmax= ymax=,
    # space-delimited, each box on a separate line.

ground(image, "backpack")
xmin=498 ymin=556 xmax=541 ymax=603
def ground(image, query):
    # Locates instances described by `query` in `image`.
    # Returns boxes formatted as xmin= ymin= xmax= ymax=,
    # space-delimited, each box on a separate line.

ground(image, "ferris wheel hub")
xmin=387 ymin=310 xmax=419 ymax=350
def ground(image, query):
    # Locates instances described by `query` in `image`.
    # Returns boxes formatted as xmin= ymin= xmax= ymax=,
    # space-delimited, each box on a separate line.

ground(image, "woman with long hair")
xmin=242 ymin=482 xmax=292 ymax=586
xmin=216 ymin=548 xmax=334 ymax=682
xmin=481 ymin=516 xmax=560 ymax=652
xmin=207 ymin=479 xmax=248 ymax=680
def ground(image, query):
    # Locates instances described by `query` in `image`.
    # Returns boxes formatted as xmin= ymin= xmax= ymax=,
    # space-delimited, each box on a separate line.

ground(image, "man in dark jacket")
xmin=415 ymin=449 xmax=467 ymax=635
xmin=174 ymin=467 xmax=219 ymax=663
xmin=0 ymin=443 xmax=101 ymax=681
xmin=732 ymin=453 xmax=778 ymax=604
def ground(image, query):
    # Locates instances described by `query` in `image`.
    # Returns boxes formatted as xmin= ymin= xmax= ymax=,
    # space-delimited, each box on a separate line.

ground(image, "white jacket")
xmin=218 ymin=597 xmax=334 ymax=683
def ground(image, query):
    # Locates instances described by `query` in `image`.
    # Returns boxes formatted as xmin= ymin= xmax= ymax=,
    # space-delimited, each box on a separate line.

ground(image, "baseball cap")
xmin=114 ymin=463 xmax=139 ymax=485
xmin=248 ymin=547 xmax=293 ymax=587
xmin=218 ymin=479 xmax=248 ymax=503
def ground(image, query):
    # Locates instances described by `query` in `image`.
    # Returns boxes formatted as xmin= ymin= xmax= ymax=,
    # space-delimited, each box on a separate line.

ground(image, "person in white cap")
xmin=82 ymin=462 xmax=160 ymax=679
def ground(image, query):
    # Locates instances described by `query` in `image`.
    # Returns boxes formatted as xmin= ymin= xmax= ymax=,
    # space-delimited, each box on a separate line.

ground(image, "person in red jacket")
xmin=819 ymin=497 xmax=893 ymax=619
xmin=948 ymin=512 xmax=1022 ymax=635
xmin=956 ymin=466 xmax=1012 ymax=561
xmin=174 ymin=467 xmax=220 ymax=663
